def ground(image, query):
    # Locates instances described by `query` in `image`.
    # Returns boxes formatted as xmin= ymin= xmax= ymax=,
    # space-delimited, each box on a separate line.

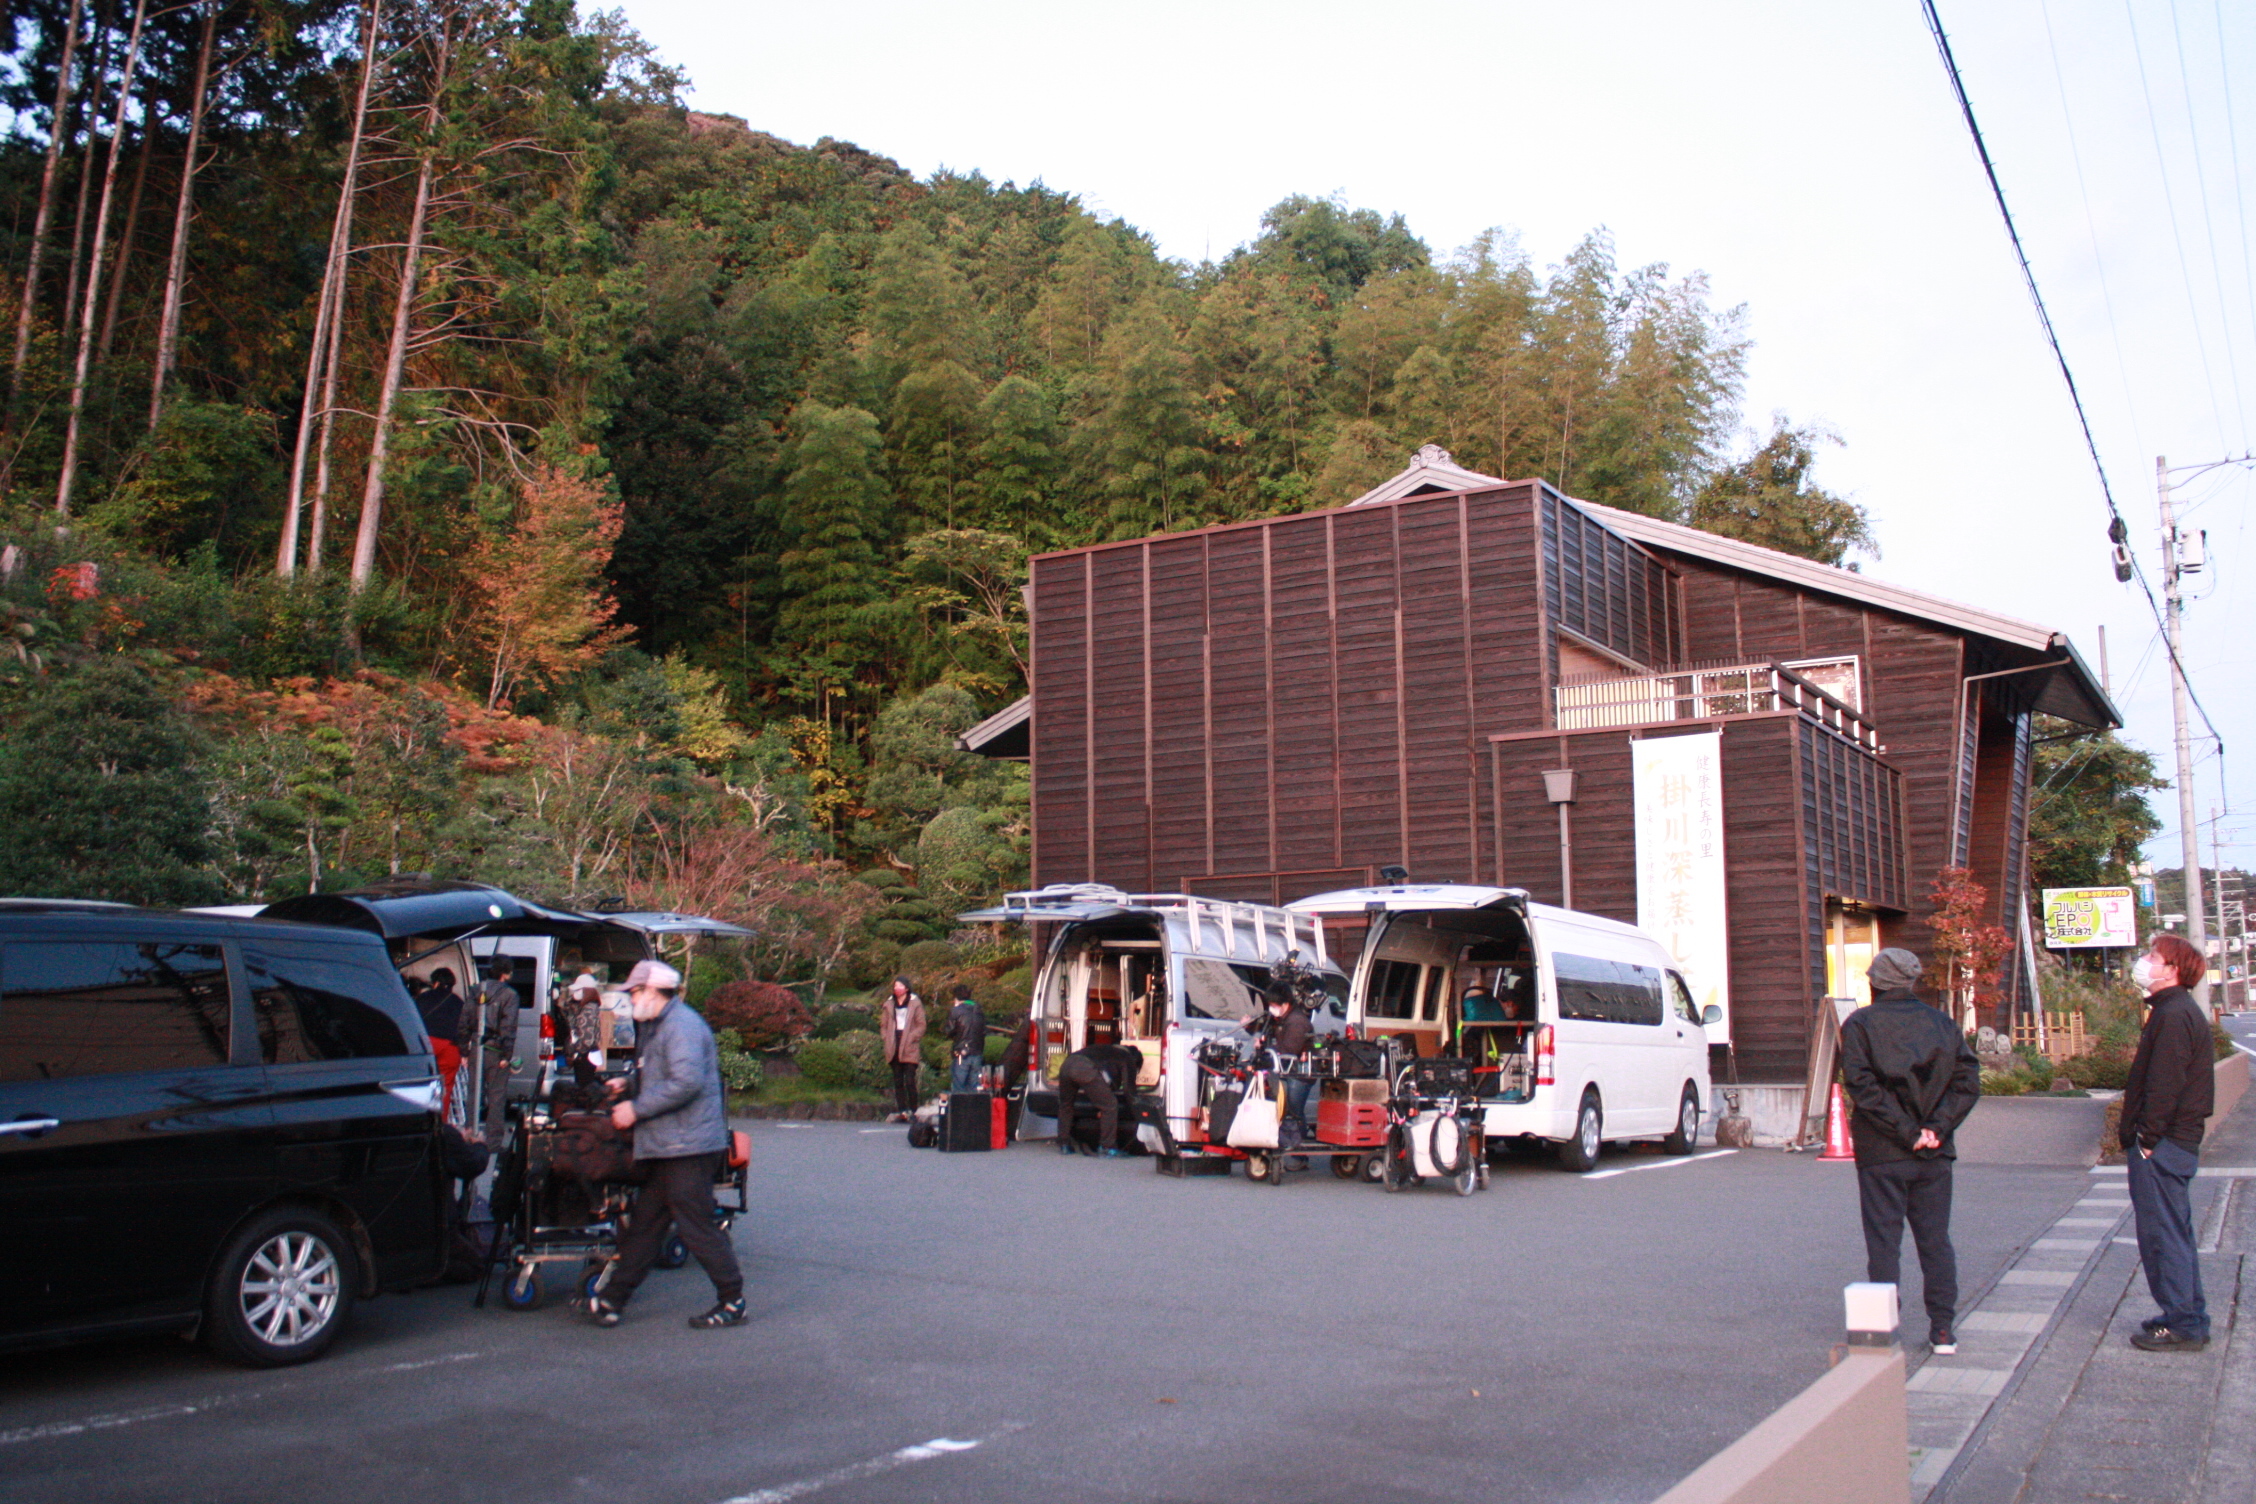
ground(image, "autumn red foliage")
xmin=1929 ymin=866 xmax=2015 ymax=1025
xmin=702 ymin=980 xmax=815 ymax=1051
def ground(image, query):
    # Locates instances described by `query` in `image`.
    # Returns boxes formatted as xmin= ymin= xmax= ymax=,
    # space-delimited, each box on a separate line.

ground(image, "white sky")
xmin=613 ymin=0 xmax=2254 ymax=880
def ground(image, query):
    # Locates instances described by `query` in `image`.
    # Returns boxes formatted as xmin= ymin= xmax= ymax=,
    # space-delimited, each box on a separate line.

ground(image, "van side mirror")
xmin=1700 ymin=1005 xmax=1722 ymax=1026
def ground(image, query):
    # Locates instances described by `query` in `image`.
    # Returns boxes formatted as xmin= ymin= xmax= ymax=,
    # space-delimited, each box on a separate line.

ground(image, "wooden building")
xmin=972 ymin=449 xmax=2116 ymax=1080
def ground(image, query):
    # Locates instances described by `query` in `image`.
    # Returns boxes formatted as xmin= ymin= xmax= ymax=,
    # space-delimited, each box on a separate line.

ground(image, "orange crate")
xmin=1316 ymin=1099 xmax=1388 ymax=1147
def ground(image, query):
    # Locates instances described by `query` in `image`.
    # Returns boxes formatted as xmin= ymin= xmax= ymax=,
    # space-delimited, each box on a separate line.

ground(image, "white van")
xmin=958 ymin=885 xmax=1347 ymax=1157
xmin=1287 ymin=884 xmax=1717 ymax=1171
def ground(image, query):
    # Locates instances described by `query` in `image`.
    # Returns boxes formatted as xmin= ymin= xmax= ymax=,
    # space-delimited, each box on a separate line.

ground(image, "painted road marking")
xmin=718 ymin=1425 xmax=1028 ymax=1504
xmin=0 ymin=1397 xmax=240 ymax=1447
xmin=1582 ymin=1149 xmax=1736 ymax=1180
xmin=374 ymin=1352 xmax=482 ymax=1374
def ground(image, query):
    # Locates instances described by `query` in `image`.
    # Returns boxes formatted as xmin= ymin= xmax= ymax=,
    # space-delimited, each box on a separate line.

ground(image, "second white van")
xmin=1287 ymin=883 xmax=1717 ymax=1170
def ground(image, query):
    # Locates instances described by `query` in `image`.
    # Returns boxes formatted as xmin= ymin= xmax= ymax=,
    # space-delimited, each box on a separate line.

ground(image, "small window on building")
xmin=245 ymin=945 xmax=412 ymax=1063
xmin=0 ymin=940 xmax=231 ymax=1081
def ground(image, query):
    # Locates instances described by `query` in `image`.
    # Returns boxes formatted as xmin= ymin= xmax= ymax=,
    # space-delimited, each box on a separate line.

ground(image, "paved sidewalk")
xmin=1932 ymin=1070 xmax=2256 ymax=1503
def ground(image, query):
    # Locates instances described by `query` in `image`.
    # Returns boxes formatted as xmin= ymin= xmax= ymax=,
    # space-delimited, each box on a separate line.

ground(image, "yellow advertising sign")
xmin=2041 ymin=886 xmax=2137 ymax=949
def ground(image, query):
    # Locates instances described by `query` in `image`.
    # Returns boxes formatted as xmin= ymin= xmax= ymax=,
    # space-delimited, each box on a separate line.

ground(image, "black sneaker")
xmin=1930 ymin=1330 xmax=1957 ymax=1356
xmin=2140 ymin=1316 xmax=2168 ymax=1333
xmin=689 ymin=1298 xmax=748 ymax=1329
xmin=2130 ymin=1325 xmax=2209 ymax=1352
xmin=586 ymin=1297 xmax=622 ymax=1328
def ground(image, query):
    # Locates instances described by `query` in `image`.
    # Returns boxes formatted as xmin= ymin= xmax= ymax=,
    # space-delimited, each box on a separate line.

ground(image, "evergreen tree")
xmin=1689 ymin=420 xmax=1874 ymax=563
xmin=0 ymin=660 xmax=221 ymax=905
xmin=774 ymin=401 xmax=892 ymax=681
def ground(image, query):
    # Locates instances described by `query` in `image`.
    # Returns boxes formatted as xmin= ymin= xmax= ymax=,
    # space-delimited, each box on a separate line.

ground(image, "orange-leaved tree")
xmin=1929 ymin=866 xmax=2014 ymax=1029
xmin=466 ymin=465 xmax=628 ymax=709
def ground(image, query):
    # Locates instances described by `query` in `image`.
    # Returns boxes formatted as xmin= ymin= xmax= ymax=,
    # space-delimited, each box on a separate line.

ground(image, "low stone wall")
xmin=1711 ymin=1085 xmax=1810 ymax=1147
xmin=733 ymin=1101 xmax=891 ymax=1122
xmin=1651 ymin=1347 xmax=1909 ymax=1504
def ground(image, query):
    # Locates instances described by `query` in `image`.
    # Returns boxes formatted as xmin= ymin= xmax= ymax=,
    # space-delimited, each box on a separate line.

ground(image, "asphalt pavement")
xmin=0 ymin=1077 xmax=2184 ymax=1504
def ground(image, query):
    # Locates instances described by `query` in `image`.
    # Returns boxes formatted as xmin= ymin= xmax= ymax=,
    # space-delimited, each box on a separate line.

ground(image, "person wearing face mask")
xmin=1241 ymin=981 xmax=1315 ymax=1166
xmin=2120 ymin=934 xmax=2215 ymax=1352
xmin=1837 ymin=947 xmax=1982 ymax=1356
xmin=585 ymin=959 xmax=745 ymax=1331
xmin=878 ymin=976 xmax=927 ymax=1123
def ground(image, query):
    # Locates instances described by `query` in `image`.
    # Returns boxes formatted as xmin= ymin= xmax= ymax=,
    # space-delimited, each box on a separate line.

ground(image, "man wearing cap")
xmin=1838 ymin=947 xmax=1983 ymax=1355
xmin=586 ymin=959 xmax=746 ymax=1330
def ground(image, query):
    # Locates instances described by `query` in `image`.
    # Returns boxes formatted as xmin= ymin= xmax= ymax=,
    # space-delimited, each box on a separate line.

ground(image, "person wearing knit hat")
xmin=1838 ymin=945 xmax=1982 ymax=1355
xmin=587 ymin=955 xmax=745 ymax=1330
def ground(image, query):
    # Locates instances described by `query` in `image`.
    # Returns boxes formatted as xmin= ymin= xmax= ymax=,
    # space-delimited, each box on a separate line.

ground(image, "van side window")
xmin=1667 ymin=972 xmax=1699 ymax=1023
xmin=0 ymin=941 xmax=230 ymax=1080
xmin=1553 ymin=953 xmax=1664 ymax=1026
xmin=1365 ymin=959 xmax=1425 ymax=1019
xmin=245 ymin=945 xmax=411 ymax=1063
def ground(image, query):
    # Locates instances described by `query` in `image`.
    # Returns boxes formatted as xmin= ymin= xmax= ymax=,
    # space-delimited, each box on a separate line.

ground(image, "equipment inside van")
xmin=1288 ymin=884 xmax=1717 ymax=1171
xmin=958 ymin=885 xmax=1346 ymax=1161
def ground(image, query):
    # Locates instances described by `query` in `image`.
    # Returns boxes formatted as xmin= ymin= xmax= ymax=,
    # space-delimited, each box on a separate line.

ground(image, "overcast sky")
xmin=613 ymin=0 xmax=2253 ymax=880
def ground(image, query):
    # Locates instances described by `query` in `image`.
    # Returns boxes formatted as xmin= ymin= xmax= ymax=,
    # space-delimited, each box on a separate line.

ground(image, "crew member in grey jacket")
xmin=1838 ymin=948 xmax=1982 ymax=1354
xmin=2121 ymin=933 xmax=2215 ymax=1352
xmin=587 ymin=959 xmax=745 ymax=1330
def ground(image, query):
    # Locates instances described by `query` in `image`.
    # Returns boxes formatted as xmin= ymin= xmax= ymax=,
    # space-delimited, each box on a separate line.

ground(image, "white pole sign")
xmin=1633 ymin=730 xmax=1731 ymax=1043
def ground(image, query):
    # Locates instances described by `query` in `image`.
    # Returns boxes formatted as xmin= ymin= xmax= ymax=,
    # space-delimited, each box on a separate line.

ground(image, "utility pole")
xmin=2158 ymin=456 xmax=2209 ymax=1013
xmin=2213 ymin=807 xmax=2230 ymax=1011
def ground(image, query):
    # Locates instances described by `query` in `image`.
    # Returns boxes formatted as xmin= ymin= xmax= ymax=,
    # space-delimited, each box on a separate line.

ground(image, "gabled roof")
xmin=1340 ymin=449 xmax=2118 ymax=728
xmin=1343 ymin=444 xmax=1507 ymax=508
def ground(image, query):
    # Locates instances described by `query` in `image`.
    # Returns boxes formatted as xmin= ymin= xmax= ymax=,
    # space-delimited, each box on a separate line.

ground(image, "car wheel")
xmin=1662 ymin=1086 xmax=1701 ymax=1155
xmin=1557 ymin=1091 xmax=1603 ymax=1173
xmin=204 ymin=1207 xmax=355 ymax=1367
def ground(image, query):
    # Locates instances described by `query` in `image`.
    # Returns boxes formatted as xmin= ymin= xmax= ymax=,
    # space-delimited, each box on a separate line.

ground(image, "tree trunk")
xmin=11 ymin=0 xmax=85 ymax=405
xmin=349 ymin=150 xmax=434 ymax=592
xmin=148 ymin=0 xmax=216 ymax=431
xmin=277 ymin=0 xmax=382 ymax=576
xmin=306 ymin=253 xmax=351 ymax=572
xmin=350 ymin=16 xmax=451 ymax=595
xmin=53 ymin=0 xmax=147 ymax=517
xmin=59 ymin=1 xmax=111 ymax=342
xmin=98 ymin=100 xmax=157 ymax=363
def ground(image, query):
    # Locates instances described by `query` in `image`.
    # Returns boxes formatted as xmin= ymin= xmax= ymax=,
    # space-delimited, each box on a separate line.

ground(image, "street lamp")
xmin=1543 ymin=769 xmax=1578 ymax=909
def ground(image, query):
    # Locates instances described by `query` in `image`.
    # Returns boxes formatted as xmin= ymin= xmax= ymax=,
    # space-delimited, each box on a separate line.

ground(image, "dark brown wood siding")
xmin=1540 ymin=492 xmax=1681 ymax=668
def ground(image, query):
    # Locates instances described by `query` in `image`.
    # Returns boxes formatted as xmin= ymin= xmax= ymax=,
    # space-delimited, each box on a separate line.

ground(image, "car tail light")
xmin=1535 ymin=1024 xmax=1555 ymax=1087
xmin=538 ymin=1014 xmax=555 ymax=1039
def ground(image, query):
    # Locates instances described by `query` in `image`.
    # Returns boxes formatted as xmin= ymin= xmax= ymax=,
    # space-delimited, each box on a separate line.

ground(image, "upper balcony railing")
xmin=1554 ymin=658 xmax=1881 ymax=751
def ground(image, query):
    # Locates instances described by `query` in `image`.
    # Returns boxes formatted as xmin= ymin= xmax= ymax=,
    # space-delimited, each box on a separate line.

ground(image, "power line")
xmin=2217 ymin=0 xmax=2256 ymax=442
xmin=1918 ymin=0 xmax=2227 ymax=761
xmin=2138 ymin=0 xmax=2240 ymax=453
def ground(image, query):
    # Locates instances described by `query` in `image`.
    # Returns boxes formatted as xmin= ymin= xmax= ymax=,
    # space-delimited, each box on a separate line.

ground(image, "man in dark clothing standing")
xmin=1839 ymin=948 xmax=1983 ymax=1354
xmin=586 ymin=959 xmax=745 ymax=1331
xmin=1055 ymin=1041 xmax=1140 ymax=1158
xmin=477 ymin=959 xmax=522 ymax=1136
xmin=2121 ymin=933 xmax=2215 ymax=1352
xmin=946 ymin=982 xmax=986 ymax=1094
xmin=1242 ymin=982 xmax=1316 ymax=1158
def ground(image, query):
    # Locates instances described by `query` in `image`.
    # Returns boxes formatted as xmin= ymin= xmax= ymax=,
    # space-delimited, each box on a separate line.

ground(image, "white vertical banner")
xmin=1633 ymin=731 xmax=1731 ymax=1043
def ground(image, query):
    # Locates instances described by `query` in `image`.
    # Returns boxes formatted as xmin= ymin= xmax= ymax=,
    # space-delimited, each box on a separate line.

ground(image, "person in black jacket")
xmin=1838 ymin=948 xmax=1982 ymax=1354
xmin=1054 ymin=1041 xmax=1140 ymax=1158
xmin=945 ymin=983 xmax=986 ymax=1094
xmin=2121 ymin=933 xmax=2215 ymax=1352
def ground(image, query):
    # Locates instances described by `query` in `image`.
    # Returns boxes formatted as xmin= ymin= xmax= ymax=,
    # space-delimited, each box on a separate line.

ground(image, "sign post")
xmin=1634 ymin=731 xmax=1730 ymax=1044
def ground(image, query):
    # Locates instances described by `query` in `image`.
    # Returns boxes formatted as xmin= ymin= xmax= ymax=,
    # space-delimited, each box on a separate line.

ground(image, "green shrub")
xmin=973 ymin=972 xmax=1029 ymax=1015
xmin=796 ymin=1039 xmax=862 ymax=1089
xmin=1980 ymin=1069 xmax=2030 ymax=1097
xmin=2062 ymin=1052 xmax=2132 ymax=1090
xmin=813 ymin=1005 xmax=876 ymax=1040
xmin=900 ymin=939 xmax=963 ymax=987
xmin=712 ymin=1028 xmax=765 ymax=1093
xmin=920 ymin=1032 xmax=950 ymax=1072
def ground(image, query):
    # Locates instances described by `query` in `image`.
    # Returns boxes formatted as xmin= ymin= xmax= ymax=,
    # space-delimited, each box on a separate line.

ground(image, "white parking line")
xmin=717 ymin=1424 xmax=1027 ymax=1504
xmin=1582 ymin=1149 xmax=1736 ymax=1180
xmin=0 ymin=1397 xmax=239 ymax=1447
xmin=374 ymin=1352 xmax=482 ymax=1374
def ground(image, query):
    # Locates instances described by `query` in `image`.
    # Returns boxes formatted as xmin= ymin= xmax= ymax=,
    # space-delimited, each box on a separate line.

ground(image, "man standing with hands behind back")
xmin=1839 ymin=947 xmax=1983 ymax=1355
xmin=2120 ymin=933 xmax=2214 ymax=1352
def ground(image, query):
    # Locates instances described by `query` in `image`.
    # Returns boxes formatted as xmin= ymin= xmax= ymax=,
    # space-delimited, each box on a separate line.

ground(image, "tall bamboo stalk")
xmin=59 ymin=3 xmax=112 ymax=341
xmin=277 ymin=0 xmax=382 ymax=575
xmin=97 ymin=103 xmax=157 ymax=361
xmin=148 ymin=0 xmax=217 ymax=430
xmin=53 ymin=0 xmax=148 ymax=517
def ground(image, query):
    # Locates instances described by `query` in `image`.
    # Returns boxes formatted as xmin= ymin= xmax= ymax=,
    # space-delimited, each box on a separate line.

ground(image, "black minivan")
xmin=0 ymin=901 xmax=448 ymax=1366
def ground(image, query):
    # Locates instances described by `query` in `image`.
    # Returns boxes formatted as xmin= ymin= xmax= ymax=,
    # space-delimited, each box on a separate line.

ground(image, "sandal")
xmin=586 ymin=1297 xmax=621 ymax=1328
xmin=689 ymin=1298 xmax=747 ymax=1329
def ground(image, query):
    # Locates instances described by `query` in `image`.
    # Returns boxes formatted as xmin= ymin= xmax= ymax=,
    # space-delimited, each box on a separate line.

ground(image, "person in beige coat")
xmin=879 ymin=976 xmax=927 ymax=1121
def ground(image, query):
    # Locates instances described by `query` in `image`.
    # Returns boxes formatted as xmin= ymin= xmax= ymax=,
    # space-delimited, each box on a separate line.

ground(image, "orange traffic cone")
xmin=1818 ymin=1083 xmax=1857 ymax=1161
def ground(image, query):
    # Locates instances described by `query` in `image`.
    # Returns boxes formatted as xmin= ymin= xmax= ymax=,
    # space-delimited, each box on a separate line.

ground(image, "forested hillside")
xmin=0 ymin=0 xmax=1879 ymax=991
